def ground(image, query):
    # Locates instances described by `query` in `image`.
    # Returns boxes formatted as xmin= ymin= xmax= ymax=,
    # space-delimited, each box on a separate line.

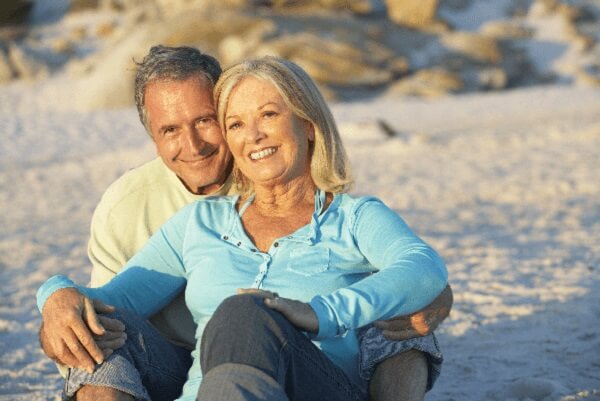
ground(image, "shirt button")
xmin=237 ymin=242 xmax=242 ymax=247
xmin=251 ymin=248 xmax=256 ymax=252
xmin=274 ymin=242 xmax=279 ymax=248
xmin=222 ymin=235 xmax=228 ymax=240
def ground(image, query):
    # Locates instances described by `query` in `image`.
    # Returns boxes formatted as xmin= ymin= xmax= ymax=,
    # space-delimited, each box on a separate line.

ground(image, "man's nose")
xmin=184 ymin=126 xmax=205 ymax=155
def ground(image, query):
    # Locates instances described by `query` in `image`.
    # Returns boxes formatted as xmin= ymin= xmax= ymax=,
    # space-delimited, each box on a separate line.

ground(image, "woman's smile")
xmin=249 ymin=146 xmax=278 ymax=161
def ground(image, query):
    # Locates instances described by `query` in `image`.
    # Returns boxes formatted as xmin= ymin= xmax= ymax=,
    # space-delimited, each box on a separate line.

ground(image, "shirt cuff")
xmin=36 ymin=275 xmax=76 ymax=313
xmin=309 ymin=296 xmax=339 ymax=340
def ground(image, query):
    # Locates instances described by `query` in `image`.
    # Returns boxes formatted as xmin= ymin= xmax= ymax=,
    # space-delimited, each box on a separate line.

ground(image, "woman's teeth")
xmin=250 ymin=147 xmax=277 ymax=160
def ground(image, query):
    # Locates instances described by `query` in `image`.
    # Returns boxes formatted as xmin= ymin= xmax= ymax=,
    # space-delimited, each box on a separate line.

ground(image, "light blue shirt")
xmin=38 ymin=190 xmax=447 ymax=399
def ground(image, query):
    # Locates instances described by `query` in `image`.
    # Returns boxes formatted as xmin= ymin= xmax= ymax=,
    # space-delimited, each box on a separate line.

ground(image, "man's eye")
xmin=196 ymin=117 xmax=215 ymax=126
xmin=163 ymin=127 xmax=177 ymax=135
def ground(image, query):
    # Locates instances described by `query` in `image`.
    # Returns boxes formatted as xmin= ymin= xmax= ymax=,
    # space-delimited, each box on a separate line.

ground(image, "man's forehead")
xmin=145 ymin=75 xmax=214 ymax=97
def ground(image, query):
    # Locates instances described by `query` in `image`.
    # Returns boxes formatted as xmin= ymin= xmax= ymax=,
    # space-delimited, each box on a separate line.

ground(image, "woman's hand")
xmin=40 ymin=288 xmax=125 ymax=373
xmin=236 ymin=289 xmax=319 ymax=334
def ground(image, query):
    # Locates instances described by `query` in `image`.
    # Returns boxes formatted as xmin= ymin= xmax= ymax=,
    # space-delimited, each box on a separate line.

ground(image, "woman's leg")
xmin=198 ymin=294 xmax=366 ymax=401
xmin=64 ymin=309 xmax=191 ymax=401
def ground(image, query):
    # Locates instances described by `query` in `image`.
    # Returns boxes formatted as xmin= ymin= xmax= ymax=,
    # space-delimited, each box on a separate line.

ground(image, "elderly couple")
xmin=37 ymin=45 xmax=452 ymax=401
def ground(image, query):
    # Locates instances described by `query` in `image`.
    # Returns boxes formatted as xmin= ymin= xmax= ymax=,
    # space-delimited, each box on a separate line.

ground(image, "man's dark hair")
xmin=134 ymin=45 xmax=222 ymax=132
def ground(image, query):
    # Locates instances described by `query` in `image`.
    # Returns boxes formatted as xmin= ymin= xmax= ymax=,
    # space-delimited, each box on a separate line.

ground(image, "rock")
xmin=509 ymin=378 xmax=565 ymax=401
xmin=51 ymin=38 xmax=75 ymax=55
xmin=480 ymin=21 xmax=533 ymax=40
xmin=96 ymin=21 xmax=117 ymax=38
xmin=441 ymin=31 xmax=502 ymax=64
xmin=7 ymin=43 xmax=48 ymax=80
xmin=576 ymin=63 xmax=600 ymax=87
xmin=0 ymin=0 xmax=33 ymax=25
xmin=476 ymin=67 xmax=508 ymax=90
xmin=386 ymin=68 xmax=463 ymax=98
xmin=0 ymin=49 xmax=14 ymax=83
xmin=385 ymin=0 xmax=439 ymax=29
xmin=253 ymin=33 xmax=393 ymax=87
xmin=68 ymin=0 xmax=100 ymax=13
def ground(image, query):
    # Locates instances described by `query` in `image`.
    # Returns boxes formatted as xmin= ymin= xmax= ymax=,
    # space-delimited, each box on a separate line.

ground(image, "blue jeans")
xmin=63 ymin=309 xmax=192 ymax=401
xmin=197 ymin=294 xmax=366 ymax=401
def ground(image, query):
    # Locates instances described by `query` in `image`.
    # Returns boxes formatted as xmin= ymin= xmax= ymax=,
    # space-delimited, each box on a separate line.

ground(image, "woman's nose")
xmin=244 ymin=121 xmax=266 ymax=144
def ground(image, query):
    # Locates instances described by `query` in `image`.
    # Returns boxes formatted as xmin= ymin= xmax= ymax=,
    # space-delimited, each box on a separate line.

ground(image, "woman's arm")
xmin=37 ymin=204 xmax=194 ymax=316
xmin=310 ymin=198 xmax=448 ymax=340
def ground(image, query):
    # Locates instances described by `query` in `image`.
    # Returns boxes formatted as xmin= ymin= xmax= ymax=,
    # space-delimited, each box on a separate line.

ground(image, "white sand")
xmin=1 ymin=82 xmax=599 ymax=400
xmin=1 ymin=0 xmax=599 ymax=397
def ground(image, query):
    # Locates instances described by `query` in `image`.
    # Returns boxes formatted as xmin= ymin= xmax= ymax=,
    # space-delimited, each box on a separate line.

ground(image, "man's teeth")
xmin=250 ymin=147 xmax=277 ymax=160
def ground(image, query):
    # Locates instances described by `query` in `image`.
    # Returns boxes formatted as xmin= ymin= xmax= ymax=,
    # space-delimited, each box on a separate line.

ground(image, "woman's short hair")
xmin=214 ymin=56 xmax=352 ymax=195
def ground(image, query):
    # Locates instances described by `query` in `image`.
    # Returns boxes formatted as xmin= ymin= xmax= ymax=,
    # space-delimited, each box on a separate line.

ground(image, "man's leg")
xmin=65 ymin=310 xmax=191 ymax=401
xmin=368 ymin=350 xmax=427 ymax=401
xmin=198 ymin=294 xmax=366 ymax=401
xmin=76 ymin=385 xmax=133 ymax=401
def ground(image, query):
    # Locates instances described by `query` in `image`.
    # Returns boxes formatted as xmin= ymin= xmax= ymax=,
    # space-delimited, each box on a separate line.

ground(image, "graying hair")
xmin=134 ymin=45 xmax=222 ymax=133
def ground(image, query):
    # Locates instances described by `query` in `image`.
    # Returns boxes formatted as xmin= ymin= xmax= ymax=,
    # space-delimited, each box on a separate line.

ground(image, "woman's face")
xmin=224 ymin=76 xmax=314 ymax=188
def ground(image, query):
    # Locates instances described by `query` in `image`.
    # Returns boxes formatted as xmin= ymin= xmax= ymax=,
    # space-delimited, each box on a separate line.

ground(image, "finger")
xmin=410 ymin=313 xmax=431 ymax=336
xmin=70 ymin=316 xmax=105 ymax=365
xmin=83 ymin=297 xmax=105 ymax=337
xmin=102 ymin=348 xmax=114 ymax=358
xmin=97 ymin=316 xmax=125 ymax=332
xmin=382 ymin=328 xmax=419 ymax=341
xmin=96 ymin=335 xmax=127 ymax=352
xmin=51 ymin=338 xmax=83 ymax=368
xmin=93 ymin=298 xmax=116 ymax=314
xmin=94 ymin=329 xmax=126 ymax=342
xmin=237 ymin=288 xmax=277 ymax=299
xmin=63 ymin=329 xmax=97 ymax=373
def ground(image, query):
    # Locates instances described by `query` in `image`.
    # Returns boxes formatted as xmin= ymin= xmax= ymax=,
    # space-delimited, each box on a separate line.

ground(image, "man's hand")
xmin=374 ymin=284 xmax=453 ymax=341
xmin=39 ymin=288 xmax=125 ymax=373
xmin=237 ymin=288 xmax=319 ymax=334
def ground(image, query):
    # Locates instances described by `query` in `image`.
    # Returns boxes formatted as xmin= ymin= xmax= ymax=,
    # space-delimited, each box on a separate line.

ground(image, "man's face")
xmin=145 ymin=76 xmax=232 ymax=195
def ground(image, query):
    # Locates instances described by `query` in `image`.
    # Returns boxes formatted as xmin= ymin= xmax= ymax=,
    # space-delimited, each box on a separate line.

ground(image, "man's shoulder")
xmin=102 ymin=158 xmax=173 ymax=203
xmin=92 ymin=157 xmax=191 ymax=229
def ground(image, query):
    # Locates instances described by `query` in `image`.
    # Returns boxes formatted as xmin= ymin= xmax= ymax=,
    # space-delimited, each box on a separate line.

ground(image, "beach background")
xmin=1 ymin=0 xmax=599 ymax=400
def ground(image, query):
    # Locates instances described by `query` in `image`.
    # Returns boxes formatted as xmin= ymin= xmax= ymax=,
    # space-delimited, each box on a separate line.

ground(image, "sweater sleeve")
xmin=309 ymin=198 xmax=448 ymax=339
xmin=37 ymin=204 xmax=195 ymax=318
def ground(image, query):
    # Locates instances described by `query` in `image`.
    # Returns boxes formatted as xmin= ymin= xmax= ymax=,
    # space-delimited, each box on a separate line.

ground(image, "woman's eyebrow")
xmin=258 ymin=102 xmax=278 ymax=110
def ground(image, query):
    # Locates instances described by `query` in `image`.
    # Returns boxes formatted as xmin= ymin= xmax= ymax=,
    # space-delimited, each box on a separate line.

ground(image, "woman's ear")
xmin=306 ymin=121 xmax=315 ymax=142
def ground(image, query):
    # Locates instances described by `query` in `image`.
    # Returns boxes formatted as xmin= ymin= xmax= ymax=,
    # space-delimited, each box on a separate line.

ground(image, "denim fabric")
xmin=357 ymin=326 xmax=443 ymax=391
xmin=198 ymin=294 xmax=367 ymax=401
xmin=63 ymin=309 xmax=191 ymax=401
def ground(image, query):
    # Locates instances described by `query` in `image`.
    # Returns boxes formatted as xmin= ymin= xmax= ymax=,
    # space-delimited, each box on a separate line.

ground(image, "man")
xmin=38 ymin=45 xmax=452 ymax=401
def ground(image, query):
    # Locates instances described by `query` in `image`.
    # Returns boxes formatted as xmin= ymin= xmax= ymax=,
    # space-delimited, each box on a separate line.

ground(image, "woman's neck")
xmin=251 ymin=176 xmax=317 ymax=218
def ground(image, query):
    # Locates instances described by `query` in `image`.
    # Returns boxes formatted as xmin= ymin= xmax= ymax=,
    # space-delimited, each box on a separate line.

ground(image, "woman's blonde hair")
xmin=214 ymin=56 xmax=352 ymax=196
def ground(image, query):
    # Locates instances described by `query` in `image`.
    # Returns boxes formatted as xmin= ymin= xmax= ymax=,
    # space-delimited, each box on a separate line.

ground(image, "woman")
xmin=37 ymin=57 xmax=447 ymax=401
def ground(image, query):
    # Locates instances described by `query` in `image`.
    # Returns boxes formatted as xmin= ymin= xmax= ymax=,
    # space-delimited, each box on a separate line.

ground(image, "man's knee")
xmin=369 ymin=350 xmax=427 ymax=401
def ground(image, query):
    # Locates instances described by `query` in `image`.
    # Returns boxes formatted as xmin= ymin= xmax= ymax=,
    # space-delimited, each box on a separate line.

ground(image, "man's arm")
xmin=38 ymin=288 xmax=126 ymax=373
xmin=38 ymin=194 xmax=128 ymax=370
xmin=374 ymin=284 xmax=453 ymax=340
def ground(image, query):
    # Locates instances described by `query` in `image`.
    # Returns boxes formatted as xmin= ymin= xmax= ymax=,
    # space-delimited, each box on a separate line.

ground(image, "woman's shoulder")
xmin=334 ymin=192 xmax=385 ymax=213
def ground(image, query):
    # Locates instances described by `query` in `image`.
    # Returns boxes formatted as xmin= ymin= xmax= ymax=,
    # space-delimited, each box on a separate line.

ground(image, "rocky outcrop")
xmin=385 ymin=0 xmax=440 ymax=29
xmin=0 ymin=0 xmax=33 ymax=25
xmin=387 ymin=68 xmax=463 ymax=98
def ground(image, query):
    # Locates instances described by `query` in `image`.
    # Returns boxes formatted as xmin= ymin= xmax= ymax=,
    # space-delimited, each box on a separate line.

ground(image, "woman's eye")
xmin=263 ymin=111 xmax=278 ymax=118
xmin=227 ymin=122 xmax=241 ymax=131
